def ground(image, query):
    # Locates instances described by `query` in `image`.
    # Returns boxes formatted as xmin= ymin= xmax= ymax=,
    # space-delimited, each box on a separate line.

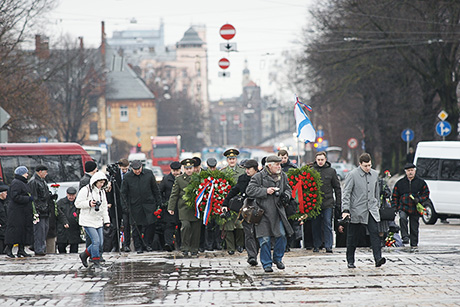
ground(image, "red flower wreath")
xmin=286 ymin=165 xmax=323 ymax=220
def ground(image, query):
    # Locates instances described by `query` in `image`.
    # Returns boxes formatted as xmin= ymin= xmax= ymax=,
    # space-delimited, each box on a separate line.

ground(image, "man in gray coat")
xmin=341 ymin=153 xmax=385 ymax=268
xmin=246 ymin=155 xmax=293 ymax=273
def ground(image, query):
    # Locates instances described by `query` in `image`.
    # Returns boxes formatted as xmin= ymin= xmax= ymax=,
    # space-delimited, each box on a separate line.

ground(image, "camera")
xmin=220 ymin=210 xmax=232 ymax=219
xmin=274 ymin=191 xmax=280 ymax=197
xmin=106 ymin=162 xmax=120 ymax=178
xmin=94 ymin=201 xmax=101 ymax=211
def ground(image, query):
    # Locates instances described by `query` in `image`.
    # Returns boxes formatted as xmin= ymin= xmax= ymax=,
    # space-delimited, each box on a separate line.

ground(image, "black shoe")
xmin=441 ymin=219 xmax=449 ymax=224
xmin=347 ymin=263 xmax=356 ymax=268
xmin=264 ymin=266 xmax=273 ymax=273
xmin=34 ymin=252 xmax=46 ymax=256
xmin=191 ymin=251 xmax=198 ymax=256
xmin=228 ymin=250 xmax=235 ymax=255
xmin=375 ymin=257 xmax=386 ymax=267
xmin=17 ymin=250 xmax=32 ymax=257
xmin=5 ymin=246 xmax=15 ymax=258
xmin=274 ymin=261 xmax=285 ymax=270
xmin=285 ymin=246 xmax=291 ymax=252
xmin=199 ymin=247 xmax=205 ymax=253
xmin=144 ymin=246 xmax=153 ymax=252
xmin=182 ymin=251 xmax=189 ymax=257
xmin=326 ymin=248 xmax=333 ymax=253
xmin=248 ymin=258 xmax=258 ymax=266
xmin=136 ymin=249 xmax=144 ymax=254
xmin=236 ymin=246 xmax=244 ymax=253
xmin=99 ymin=256 xmax=106 ymax=263
xmin=122 ymin=246 xmax=131 ymax=252
xmin=402 ymin=238 xmax=409 ymax=244
xmin=313 ymin=247 xmax=319 ymax=252
xmin=164 ymin=244 xmax=173 ymax=252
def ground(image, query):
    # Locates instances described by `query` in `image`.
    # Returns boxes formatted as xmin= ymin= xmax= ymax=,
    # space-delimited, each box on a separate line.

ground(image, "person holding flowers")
xmin=246 ymin=155 xmax=293 ymax=273
xmin=391 ymin=162 xmax=429 ymax=250
xmin=4 ymin=166 xmax=33 ymax=258
xmin=57 ymin=187 xmax=80 ymax=254
xmin=168 ymin=158 xmax=201 ymax=257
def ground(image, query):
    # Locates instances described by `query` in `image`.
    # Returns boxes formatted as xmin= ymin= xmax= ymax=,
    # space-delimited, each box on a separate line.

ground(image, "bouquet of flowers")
xmin=409 ymin=195 xmax=427 ymax=215
xmin=183 ymin=170 xmax=236 ymax=225
xmin=50 ymin=183 xmax=60 ymax=216
xmin=286 ymin=165 xmax=323 ymax=220
xmin=28 ymin=193 xmax=40 ymax=224
xmin=385 ymin=232 xmax=396 ymax=247
xmin=154 ymin=208 xmax=163 ymax=219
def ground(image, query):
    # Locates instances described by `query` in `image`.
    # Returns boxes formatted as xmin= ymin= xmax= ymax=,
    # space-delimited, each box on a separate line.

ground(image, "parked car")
xmin=330 ymin=162 xmax=355 ymax=181
xmin=144 ymin=162 xmax=164 ymax=183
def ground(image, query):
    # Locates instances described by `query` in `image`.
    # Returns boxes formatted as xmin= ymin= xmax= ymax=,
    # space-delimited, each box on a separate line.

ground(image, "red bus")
xmin=150 ymin=135 xmax=181 ymax=173
xmin=0 ymin=143 xmax=93 ymax=199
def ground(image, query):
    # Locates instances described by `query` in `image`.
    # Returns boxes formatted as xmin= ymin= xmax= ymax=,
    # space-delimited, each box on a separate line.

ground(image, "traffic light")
xmin=136 ymin=142 xmax=142 ymax=152
xmin=314 ymin=137 xmax=323 ymax=148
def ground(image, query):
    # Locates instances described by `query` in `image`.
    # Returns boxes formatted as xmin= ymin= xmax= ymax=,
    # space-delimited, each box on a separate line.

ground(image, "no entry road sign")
xmin=218 ymin=58 xmax=230 ymax=69
xmin=220 ymin=24 xmax=236 ymax=40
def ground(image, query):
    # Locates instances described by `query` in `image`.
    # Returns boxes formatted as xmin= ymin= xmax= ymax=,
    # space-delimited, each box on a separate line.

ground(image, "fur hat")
xmin=14 ymin=166 xmax=28 ymax=176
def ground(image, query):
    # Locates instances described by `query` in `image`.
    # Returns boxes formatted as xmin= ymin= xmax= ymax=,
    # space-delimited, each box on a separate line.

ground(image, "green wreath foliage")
xmin=183 ymin=170 xmax=236 ymax=224
xmin=286 ymin=165 xmax=324 ymax=220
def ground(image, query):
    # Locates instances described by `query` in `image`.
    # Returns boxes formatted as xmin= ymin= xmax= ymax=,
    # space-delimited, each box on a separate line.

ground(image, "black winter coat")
xmin=56 ymin=197 xmax=80 ymax=244
xmin=159 ymin=173 xmax=178 ymax=224
xmin=281 ymin=160 xmax=297 ymax=173
xmin=312 ymin=161 xmax=342 ymax=209
xmin=121 ymin=168 xmax=162 ymax=226
xmin=28 ymin=174 xmax=50 ymax=217
xmin=4 ymin=175 xmax=33 ymax=245
xmin=222 ymin=173 xmax=251 ymax=209
xmin=0 ymin=197 xmax=7 ymax=239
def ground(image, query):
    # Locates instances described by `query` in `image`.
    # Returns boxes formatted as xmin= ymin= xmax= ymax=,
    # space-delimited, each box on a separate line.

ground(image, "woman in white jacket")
xmin=75 ymin=171 xmax=110 ymax=267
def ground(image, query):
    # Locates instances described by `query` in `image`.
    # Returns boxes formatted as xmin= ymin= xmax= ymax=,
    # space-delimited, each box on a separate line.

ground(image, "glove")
xmin=51 ymin=194 xmax=58 ymax=201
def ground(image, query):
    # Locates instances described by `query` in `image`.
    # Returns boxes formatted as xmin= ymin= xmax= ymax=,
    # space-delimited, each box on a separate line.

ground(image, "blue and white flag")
xmin=294 ymin=96 xmax=316 ymax=143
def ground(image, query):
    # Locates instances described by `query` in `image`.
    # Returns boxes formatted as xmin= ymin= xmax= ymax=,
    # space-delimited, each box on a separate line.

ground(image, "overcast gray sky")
xmin=45 ymin=0 xmax=313 ymax=100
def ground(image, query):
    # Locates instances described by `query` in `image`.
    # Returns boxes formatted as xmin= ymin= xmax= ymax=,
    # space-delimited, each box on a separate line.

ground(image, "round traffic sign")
xmin=105 ymin=137 xmax=113 ymax=145
xmin=347 ymin=138 xmax=358 ymax=149
xmin=219 ymin=24 xmax=236 ymax=40
xmin=436 ymin=121 xmax=451 ymax=137
xmin=218 ymin=58 xmax=230 ymax=70
xmin=401 ymin=129 xmax=414 ymax=142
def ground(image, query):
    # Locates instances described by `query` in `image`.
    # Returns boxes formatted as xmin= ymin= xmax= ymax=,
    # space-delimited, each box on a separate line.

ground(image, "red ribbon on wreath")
xmin=292 ymin=180 xmax=305 ymax=213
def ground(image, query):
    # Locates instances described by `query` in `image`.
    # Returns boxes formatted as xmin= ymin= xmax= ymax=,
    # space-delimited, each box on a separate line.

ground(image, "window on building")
xmin=120 ymin=106 xmax=128 ymax=122
xmin=107 ymin=106 xmax=111 ymax=118
xmin=89 ymin=121 xmax=98 ymax=141
xmin=137 ymin=105 xmax=141 ymax=117
xmin=89 ymin=96 xmax=98 ymax=113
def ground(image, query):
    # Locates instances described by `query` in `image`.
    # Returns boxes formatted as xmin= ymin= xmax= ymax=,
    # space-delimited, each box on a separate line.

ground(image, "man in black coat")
xmin=158 ymin=161 xmax=182 ymax=251
xmin=311 ymin=151 xmax=341 ymax=253
xmin=56 ymin=187 xmax=79 ymax=253
xmin=121 ymin=160 xmax=162 ymax=253
xmin=28 ymin=165 xmax=51 ymax=256
xmin=222 ymin=159 xmax=260 ymax=266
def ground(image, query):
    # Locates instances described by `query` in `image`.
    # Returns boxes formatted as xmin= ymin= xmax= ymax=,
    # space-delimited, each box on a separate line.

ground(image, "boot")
xmin=91 ymin=258 xmax=101 ymax=268
xmin=5 ymin=245 xmax=15 ymax=258
xmin=79 ymin=249 xmax=90 ymax=267
xmin=17 ymin=245 xmax=32 ymax=257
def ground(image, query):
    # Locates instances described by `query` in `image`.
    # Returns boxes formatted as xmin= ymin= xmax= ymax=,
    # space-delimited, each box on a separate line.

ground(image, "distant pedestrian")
xmin=28 ymin=165 xmax=51 ymax=256
xmin=0 ymin=184 xmax=9 ymax=254
xmin=246 ymin=155 xmax=293 ymax=273
xmin=391 ymin=163 xmax=429 ymax=249
xmin=57 ymin=187 xmax=80 ymax=253
xmin=79 ymin=161 xmax=98 ymax=191
xmin=4 ymin=166 xmax=33 ymax=258
xmin=341 ymin=153 xmax=385 ymax=269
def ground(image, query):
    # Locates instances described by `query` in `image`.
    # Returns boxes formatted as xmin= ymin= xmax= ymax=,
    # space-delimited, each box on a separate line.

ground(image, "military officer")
xmin=221 ymin=148 xmax=246 ymax=255
xmin=168 ymin=159 xmax=201 ymax=257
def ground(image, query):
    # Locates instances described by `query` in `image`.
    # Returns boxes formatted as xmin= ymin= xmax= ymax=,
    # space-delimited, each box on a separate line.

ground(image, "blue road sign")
xmin=316 ymin=129 xmax=324 ymax=138
xmin=316 ymin=139 xmax=329 ymax=151
xmin=436 ymin=121 xmax=451 ymax=137
xmin=38 ymin=136 xmax=48 ymax=143
xmin=401 ymin=129 xmax=414 ymax=142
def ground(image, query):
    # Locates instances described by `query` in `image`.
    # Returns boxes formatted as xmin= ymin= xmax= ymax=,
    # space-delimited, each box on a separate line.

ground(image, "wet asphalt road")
xmin=1 ymin=221 xmax=460 ymax=306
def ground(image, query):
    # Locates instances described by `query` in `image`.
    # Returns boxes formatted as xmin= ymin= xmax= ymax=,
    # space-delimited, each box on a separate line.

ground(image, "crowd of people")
xmin=0 ymin=148 xmax=430 ymax=273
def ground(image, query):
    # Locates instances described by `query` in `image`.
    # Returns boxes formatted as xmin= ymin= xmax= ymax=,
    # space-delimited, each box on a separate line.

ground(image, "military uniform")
xmin=168 ymin=159 xmax=200 ymax=255
xmin=221 ymin=149 xmax=246 ymax=254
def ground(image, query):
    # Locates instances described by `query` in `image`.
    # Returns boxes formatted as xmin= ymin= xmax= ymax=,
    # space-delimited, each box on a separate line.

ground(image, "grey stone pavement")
xmin=1 ymin=221 xmax=460 ymax=306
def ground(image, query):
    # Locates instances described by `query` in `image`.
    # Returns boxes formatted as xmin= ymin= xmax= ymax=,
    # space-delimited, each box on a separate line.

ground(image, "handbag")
xmin=284 ymin=198 xmax=298 ymax=217
xmin=240 ymin=198 xmax=264 ymax=224
xmin=228 ymin=194 xmax=244 ymax=212
xmin=379 ymin=206 xmax=396 ymax=221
